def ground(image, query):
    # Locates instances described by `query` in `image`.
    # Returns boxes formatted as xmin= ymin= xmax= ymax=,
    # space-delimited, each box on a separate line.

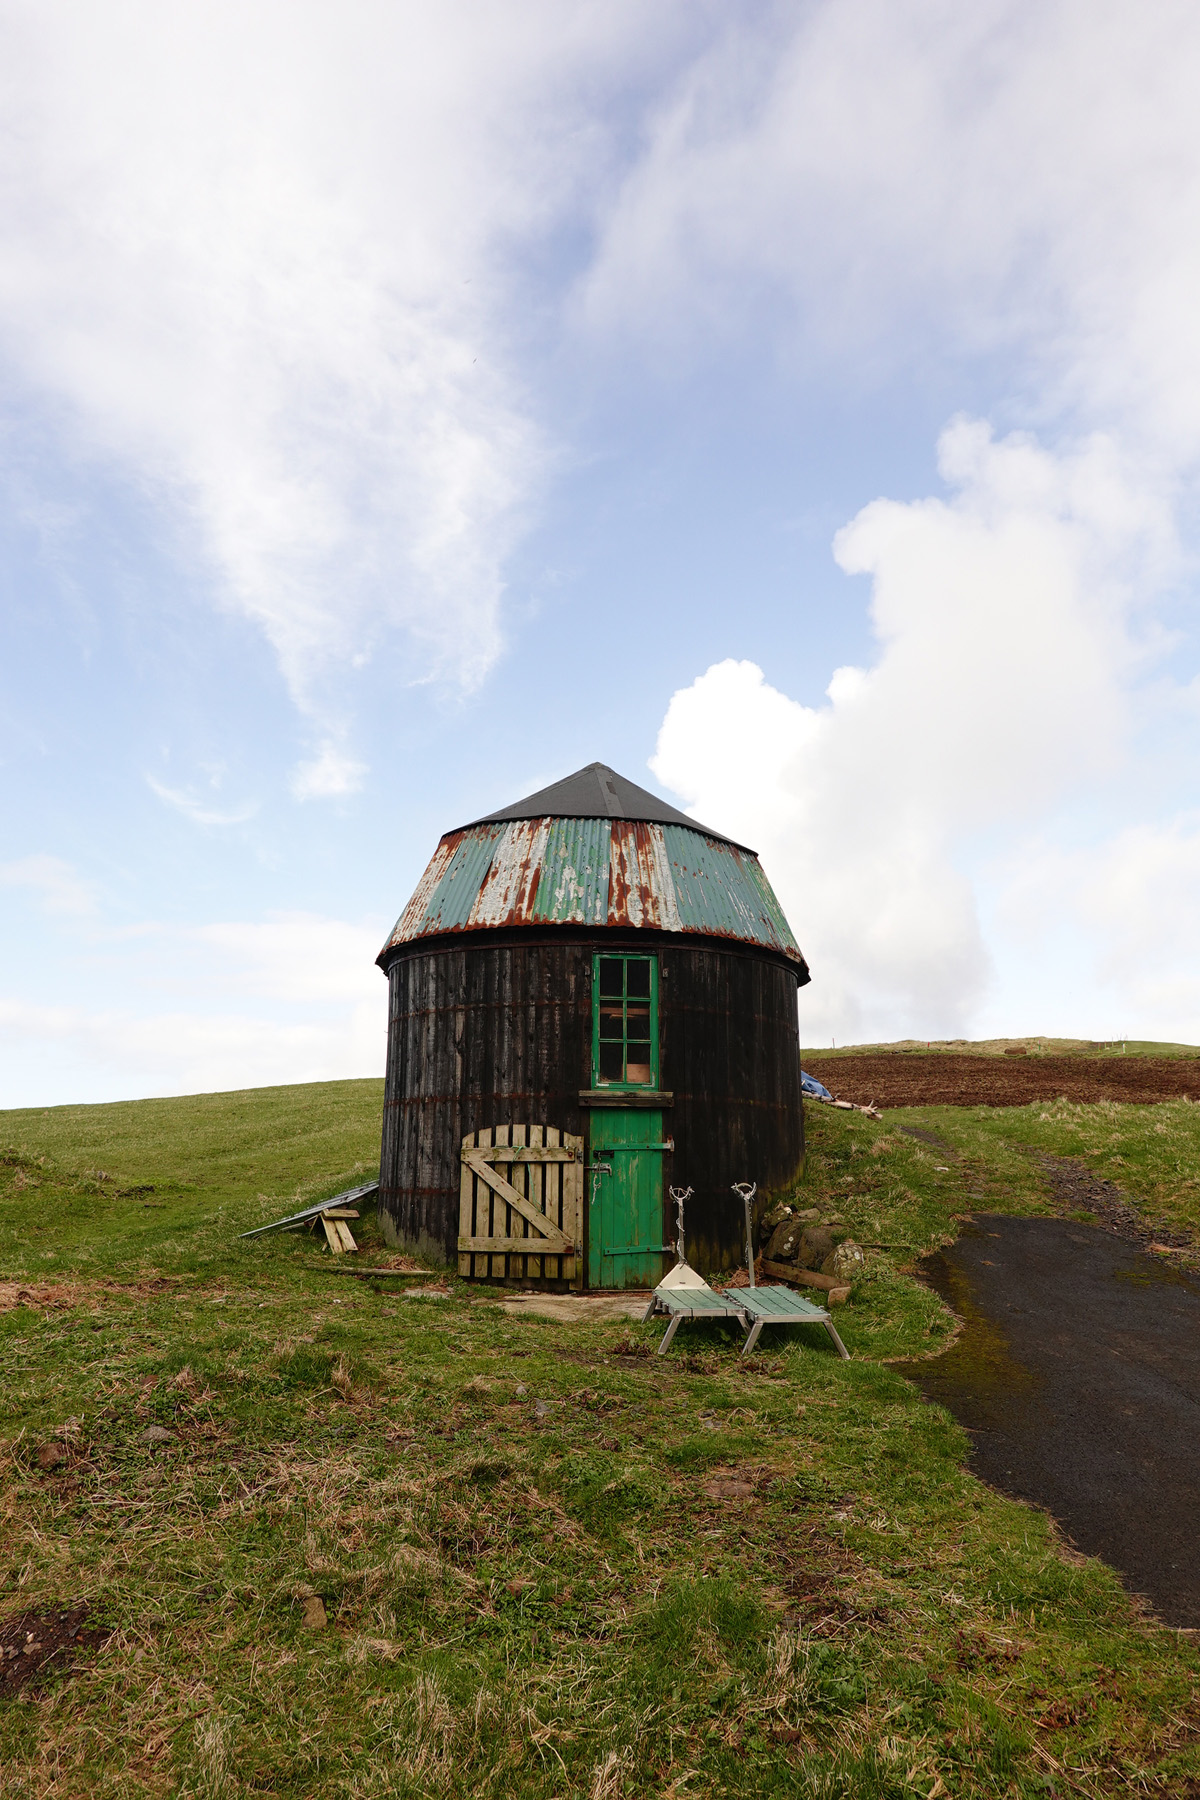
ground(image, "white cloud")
xmin=290 ymin=743 xmax=367 ymax=802
xmin=0 ymin=997 xmax=383 ymax=1101
xmin=0 ymin=854 xmax=95 ymax=916
xmin=584 ymin=0 xmax=1200 ymax=458
xmin=992 ymin=815 xmax=1200 ymax=1038
xmin=146 ymin=777 xmax=259 ymax=827
xmin=0 ymin=2 xmax=693 ymax=708
xmin=652 ymin=421 xmax=1173 ymax=1042
xmin=0 ymin=908 xmax=389 ymax=1104
xmin=192 ymin=914 xmax=385 ymax=1004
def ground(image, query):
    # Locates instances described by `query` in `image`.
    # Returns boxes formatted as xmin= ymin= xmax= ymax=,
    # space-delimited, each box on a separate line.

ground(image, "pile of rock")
xmin=758 ymin=1203 xmax=865 ymax=1306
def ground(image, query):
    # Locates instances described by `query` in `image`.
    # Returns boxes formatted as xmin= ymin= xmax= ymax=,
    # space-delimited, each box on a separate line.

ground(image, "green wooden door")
xmin=588 ymin=951 xmax=670 ymax=1288
xmin=588 ymin=1108 xmax=671 ymax=1288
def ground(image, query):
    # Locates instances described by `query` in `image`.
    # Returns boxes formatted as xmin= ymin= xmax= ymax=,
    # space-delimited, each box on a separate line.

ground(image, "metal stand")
xmin=669 ymin=1185 xmax=693 ymax=1265
xmin=732 ymin=1182 xmax=757 ymax=1286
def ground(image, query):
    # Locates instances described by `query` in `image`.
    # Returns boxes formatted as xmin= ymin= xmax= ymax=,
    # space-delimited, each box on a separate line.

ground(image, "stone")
xmin=765 ymin=1218 xmax=806 ymax=1263
xmin=797 ymin=1227 xmax=836 ymax=1270
xmin=301 ymin=1596 xmax=327 ymax=1629
xmin=514 ymin=1384 xmax=528 ymax=1398
xmin=821 ymin=1241 xmax=865 ymax=1281
xmin=35 ymin=1443 xmax=65 ymax=1471
xmin=139 ymin=1425 xmax=173 ymax=1444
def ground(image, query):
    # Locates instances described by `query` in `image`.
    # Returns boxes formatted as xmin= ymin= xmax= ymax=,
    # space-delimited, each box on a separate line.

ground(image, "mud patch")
xmin=1038 ymin=1155 xmax=1192 ymax=1248
xmin=0 ymin=1603 xmax=107 ymax=1696
xmin=903 ymin=1215 xmax=1200 ymax=1628
xmin=0 ymin=1276 xmax=183 ymax=1313
xmin=804 ymin=1052 xmax=1200 ymax=1108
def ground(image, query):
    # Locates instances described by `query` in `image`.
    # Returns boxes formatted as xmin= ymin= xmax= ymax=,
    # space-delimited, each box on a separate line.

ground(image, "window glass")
xmin=598 ymin=957 xmax=625 ymax=997
xmin=599 ymin=1003 xmax=624 ymax=1040
xmin=626 ymin=960 xmax=651 ymax=998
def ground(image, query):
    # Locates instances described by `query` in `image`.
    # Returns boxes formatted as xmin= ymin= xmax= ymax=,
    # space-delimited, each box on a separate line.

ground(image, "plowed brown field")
xmin=801 ymin=1052 xmax=1200 ymax=1109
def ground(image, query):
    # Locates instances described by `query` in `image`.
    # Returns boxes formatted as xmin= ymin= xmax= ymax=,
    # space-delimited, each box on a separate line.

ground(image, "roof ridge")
xmin=456 ymin=761 xmax=749 ymax=851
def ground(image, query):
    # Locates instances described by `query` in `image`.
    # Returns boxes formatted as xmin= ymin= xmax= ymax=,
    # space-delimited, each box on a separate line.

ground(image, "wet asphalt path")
xmin=906 ymin=1215 xmax=1200 ymax=1628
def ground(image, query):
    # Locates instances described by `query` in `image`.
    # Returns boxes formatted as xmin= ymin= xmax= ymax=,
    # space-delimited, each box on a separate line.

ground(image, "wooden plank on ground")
xmin=762 ymin=1260 xmax=851 ymax=1304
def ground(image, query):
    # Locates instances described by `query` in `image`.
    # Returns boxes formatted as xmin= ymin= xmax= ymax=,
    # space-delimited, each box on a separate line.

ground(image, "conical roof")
xmin=460 ymin=762 xmax=744 ymax=850
xmin=379 ymin=761 xmax=807 ymax=977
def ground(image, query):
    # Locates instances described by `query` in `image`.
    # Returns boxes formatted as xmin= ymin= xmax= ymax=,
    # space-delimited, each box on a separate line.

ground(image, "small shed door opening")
xmin=588 ymin=953 xmax=672 ymax=1288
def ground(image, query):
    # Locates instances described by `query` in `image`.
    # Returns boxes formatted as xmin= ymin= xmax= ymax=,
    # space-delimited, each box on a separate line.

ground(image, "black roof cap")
xmin=459 ymin=762 xmax=747 ymax=851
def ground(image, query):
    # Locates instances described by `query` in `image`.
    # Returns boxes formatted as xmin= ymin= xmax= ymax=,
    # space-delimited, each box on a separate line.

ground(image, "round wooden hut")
xmin=376 ymin=763 xmax=810 ymax=1286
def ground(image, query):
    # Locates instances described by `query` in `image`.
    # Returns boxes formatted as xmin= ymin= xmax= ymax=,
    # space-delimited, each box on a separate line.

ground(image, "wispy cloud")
xmin=0 ymin=2 xmax=693 ymax=714
xmin=290 ymin=742 xmax=367 ymax=802
xmin=0 ymin=854 xmax=96 ymax=917
xmin=146 ymin=777 xmax=258 ymax=828
xmin=653 ymin=424 xmax=1177 ymax=1041
xmin=0 ymin=908 xmax=389 ymax=1103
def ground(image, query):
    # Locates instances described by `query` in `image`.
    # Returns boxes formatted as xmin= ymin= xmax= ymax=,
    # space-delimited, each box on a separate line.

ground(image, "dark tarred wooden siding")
xmin=378 ymin=929 xmax=804 ymax=1277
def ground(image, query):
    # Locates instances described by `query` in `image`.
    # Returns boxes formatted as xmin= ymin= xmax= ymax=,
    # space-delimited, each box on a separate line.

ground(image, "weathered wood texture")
xmin=458 ymin=1124 xmax=582 ymax=1283
xmin=378 ymin=932 xmax=803 ymax=1278
xmin=661 ymin=945 xmax=806 ymax=1276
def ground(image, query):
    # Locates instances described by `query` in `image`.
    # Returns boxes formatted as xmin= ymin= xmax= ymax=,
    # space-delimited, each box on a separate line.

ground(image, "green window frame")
xmin=592 ymin=953 xmax=659 ymax=1089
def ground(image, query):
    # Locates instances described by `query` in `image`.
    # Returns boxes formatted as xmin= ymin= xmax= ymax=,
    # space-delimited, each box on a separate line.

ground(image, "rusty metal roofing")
xmin=460 ymin=761 xmax=743 ymax=849
xmin=379 ymin=816 xmax=806 ymax=973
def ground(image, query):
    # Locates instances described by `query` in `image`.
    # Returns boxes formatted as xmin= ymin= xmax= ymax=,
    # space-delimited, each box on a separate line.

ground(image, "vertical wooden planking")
xmin=527 ymin=1123 xmax=544 ymax=1282
xmin=564 ymin=1131 xmax=583 ymax=1289
xmin=545 ymin=1125 xmax=561 ymax=1282
xmin=509 ymin=1122 xmax=527 ymax=1281
xmin=493 ymin=1122 xmax=511 ymax=1280
xmin=476 ymin=1124 xmax=493 ymax=1280
xmin=459 ymin=1130 xmax=475 ymax=1277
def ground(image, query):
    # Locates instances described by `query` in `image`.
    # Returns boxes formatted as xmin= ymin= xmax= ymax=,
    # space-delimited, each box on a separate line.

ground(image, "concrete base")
xmin=500 ymin=1292 xmax=651 ymax=1324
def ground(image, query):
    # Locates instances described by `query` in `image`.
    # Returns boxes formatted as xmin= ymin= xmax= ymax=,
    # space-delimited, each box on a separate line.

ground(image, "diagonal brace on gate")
xmin=461 ymin=1150 xmax=574 ymax=1252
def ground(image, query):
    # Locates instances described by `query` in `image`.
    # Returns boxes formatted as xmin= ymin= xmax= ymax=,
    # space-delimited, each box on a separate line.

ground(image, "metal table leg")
xmin=656 ymin=1312 xmax=685 ymax=1355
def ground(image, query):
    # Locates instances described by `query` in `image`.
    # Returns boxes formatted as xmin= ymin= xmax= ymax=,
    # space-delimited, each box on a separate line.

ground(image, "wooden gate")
xmin=458 ymin=1125 xmax=583 ymax=1286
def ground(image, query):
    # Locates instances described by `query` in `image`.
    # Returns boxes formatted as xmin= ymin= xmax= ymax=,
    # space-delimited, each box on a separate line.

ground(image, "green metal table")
xmin=643 ymin=1263 xmax=750 ymax=1354
xmin=723 ymin=1284 xmax=850 ymax=1360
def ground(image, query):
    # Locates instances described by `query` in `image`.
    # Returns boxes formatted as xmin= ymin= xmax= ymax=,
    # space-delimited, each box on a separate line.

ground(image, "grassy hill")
xmin=2 ymin=1078 xmax=1198 ymax=1796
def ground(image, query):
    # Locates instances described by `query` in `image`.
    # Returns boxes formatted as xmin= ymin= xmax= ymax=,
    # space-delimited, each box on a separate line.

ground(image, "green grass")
xmin=0 ymin=1079 xmax=383 ymax=1278
xmin=1 ymin=1082 xmax=1198 ymax=1797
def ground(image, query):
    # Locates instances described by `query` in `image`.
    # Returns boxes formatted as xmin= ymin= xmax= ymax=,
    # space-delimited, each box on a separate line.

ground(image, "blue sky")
xmin=5 ymin=0 xmax=1200 ymax=1104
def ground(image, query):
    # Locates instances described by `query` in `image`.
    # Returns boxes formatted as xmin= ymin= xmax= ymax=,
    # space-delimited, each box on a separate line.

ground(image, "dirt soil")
xmin=1039 ymin=1156 xmax=1193 ymax=1249
xmin=803 ymin=1052 xmax=1200 ymax=1109
xmin=0 ymin=1603 xmax=106 ymax=1696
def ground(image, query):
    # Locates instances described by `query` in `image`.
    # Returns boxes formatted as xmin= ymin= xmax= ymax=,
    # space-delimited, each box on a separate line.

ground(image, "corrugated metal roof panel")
xmin=421 ymin=824 xmax=506 ymax=935
xmin=469 ymin=818 xmax=550 ymax=928
xmin=662 ymin=825 xmax=800 ymax=959
xmin=531 ymin=816 xmax=610 ymax=924
xmin=607 ymin=821 xmax=682 ymax=933
xmin=388 ymin=832 xmax=459 ymax=948
xmin=379 ymin=815 xmax=805 ymax=970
